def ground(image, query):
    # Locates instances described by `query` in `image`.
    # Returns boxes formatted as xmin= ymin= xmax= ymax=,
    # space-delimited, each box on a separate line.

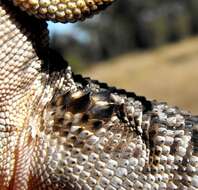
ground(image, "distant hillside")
xmin=82 ymin=37 xmax=198 ymax=114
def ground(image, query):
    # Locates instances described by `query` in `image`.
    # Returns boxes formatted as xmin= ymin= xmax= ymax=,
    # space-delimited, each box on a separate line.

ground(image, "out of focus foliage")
xmin=50 ymin=0 xmax=198 ymax=71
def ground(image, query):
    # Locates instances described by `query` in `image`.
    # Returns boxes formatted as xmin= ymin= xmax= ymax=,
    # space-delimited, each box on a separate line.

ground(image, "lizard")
xmin=0 ymin=0 xmax=198 ymax=189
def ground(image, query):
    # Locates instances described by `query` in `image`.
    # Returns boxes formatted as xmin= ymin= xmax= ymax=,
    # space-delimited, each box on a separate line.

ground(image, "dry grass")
xmin=83 ymin=37 xmax=198 ymax=114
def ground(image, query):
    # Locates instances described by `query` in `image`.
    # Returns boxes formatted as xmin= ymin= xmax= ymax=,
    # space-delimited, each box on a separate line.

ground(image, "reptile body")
xmin=0 ymin=0 xmax=198 ymax=190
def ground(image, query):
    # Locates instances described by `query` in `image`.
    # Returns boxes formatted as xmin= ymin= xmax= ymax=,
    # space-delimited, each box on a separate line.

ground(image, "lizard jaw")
xmin=12 ymin=0 xmax=114 ymax=23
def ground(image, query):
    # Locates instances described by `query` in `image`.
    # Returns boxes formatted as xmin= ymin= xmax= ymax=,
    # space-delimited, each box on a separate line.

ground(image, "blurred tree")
xmin=167 ymin=3 xmax=190 ymax=42
xmin=50 ymin=0 xmax=197 ymax=66
xmin=187 ymin=0 xmax=198 ymax=34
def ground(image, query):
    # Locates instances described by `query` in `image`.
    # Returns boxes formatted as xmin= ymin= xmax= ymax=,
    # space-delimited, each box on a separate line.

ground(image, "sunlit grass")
xmin=83 ymin=37 xmax=198 ymax=114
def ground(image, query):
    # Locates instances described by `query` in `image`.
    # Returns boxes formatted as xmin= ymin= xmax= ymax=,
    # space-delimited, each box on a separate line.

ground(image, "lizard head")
xmin=12 ymin=0 xmax=114 ymax=22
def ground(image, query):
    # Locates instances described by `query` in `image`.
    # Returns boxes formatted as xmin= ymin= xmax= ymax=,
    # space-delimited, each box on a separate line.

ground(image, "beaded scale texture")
xmin=0 ymin=0 xmax=198 ymax=190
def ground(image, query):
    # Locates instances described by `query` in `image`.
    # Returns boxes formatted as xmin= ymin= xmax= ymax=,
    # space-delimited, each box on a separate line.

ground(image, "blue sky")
xmin=48 ymin=22 xmax=90 ymax=43
xmin=48 ymin=22 xmax=75 ymax=34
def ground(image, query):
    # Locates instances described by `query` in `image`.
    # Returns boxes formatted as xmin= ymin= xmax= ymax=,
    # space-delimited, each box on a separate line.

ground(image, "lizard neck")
xmin=0 ymin=0 xmax=50 ymax=129
xmin=0 ymin=0 xmax=49 ymax=99
xmin=0 ymin=1 xmax=49 ymax=188
xmin=0 ymin=2 xmax=77 ymax=188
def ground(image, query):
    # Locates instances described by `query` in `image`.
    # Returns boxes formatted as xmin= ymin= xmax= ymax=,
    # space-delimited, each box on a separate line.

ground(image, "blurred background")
xmin=49 ymin=0 xmax=198 ymax=114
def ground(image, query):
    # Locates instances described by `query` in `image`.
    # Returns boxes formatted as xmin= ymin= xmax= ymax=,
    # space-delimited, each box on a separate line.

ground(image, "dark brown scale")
xmin=73 ymin=140 xmax=85 ymax=148
xmin=69 ymin=92 xmax=91 ymax=114
xmin=69 ymin=136 xmax=78 ymax=142
xmin=92 ymin=120 xmax=103 ymax=130
xmin=192 ymin=127 xmax=198 ymax=153
xmin=93 ymin=90 xmax=112 ymax=102
xmin=81 ymin=114 xmax=90 ymax=123
xmin=64 ymin=143 xmax=74 ymax=151
xmin=151 ymin=165 xmax=158 ymax=175
xmin=153 ymin=158 xmax=160 ymax=166
xmin=60 ymin=130 xmax=69 ymax=138
xmin=82 ymin=144 xmax=93 ymax=154
xmin=55 ymin=118 xmax=65 ymax=125
xmin=89 ymin=104 xmax=115 ymax=119
xmin=117 ymin=104 xmax=128 ymax=123
xmin=155 ymin=148 xmax=162 ymax=156
xmin=73 ymin=74 xmax=90 ymax=88
xmin=53 ymin=125 xmax=62 ymax=132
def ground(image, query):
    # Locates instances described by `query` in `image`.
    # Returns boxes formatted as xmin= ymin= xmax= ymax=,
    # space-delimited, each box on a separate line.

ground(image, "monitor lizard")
xmin=0 ymin=0 xmax=198 ymax=189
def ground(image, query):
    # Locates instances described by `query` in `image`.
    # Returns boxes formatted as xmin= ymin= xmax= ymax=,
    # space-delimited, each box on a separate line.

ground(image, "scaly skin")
xmin=0 ymin=0 xmax=198 ymax=190
xmin=13 ymin=0 xmax=114 ymax=22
